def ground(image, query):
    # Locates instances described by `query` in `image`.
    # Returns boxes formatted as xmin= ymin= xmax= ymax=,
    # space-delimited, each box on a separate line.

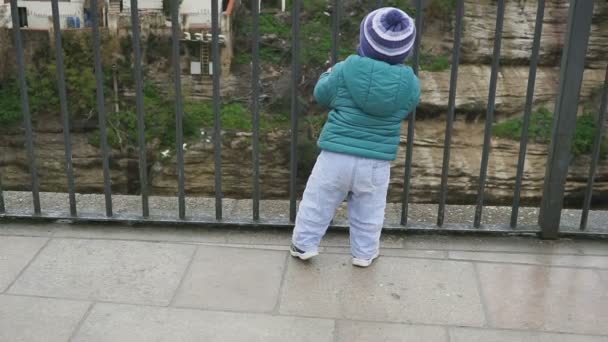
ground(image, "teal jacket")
xmin=315 ymin=55 xmax=421 ymax=161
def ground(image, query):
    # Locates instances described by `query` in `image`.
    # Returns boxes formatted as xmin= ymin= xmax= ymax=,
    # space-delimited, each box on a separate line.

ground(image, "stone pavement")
xmin=1 ymin=223 xmax=607 ymax=342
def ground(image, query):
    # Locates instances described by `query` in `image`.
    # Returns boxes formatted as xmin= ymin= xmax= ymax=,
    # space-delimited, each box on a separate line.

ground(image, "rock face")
xmin=149 ymin=130 xmax=292 ymax=199
xmin=457 ymin=0 xmax=607 ymax=69
xmin=0 ymin=130 xmax=137 ymax=196
xmin=2 ymin=120 xmax=606 ymax=207
xmin=418 ymin=66 xmax=606 ymax=117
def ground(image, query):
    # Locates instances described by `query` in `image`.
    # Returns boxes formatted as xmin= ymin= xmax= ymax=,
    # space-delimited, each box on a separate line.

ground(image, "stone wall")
xmin=2 ymin=121 xmax=606 ymax=207
xmin=444 ymin=0 xmax=608 ymax=69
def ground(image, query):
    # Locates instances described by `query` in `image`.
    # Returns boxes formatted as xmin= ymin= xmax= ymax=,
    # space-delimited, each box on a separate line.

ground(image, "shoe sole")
xmin=290 ymin=249 xmax=318 ymax=261
xmin=352 ymin=254 xmax=379 ymax=268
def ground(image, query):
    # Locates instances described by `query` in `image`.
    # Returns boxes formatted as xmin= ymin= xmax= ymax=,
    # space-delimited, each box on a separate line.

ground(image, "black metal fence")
xmin=1 ymin=0 xmax=607 ymax=239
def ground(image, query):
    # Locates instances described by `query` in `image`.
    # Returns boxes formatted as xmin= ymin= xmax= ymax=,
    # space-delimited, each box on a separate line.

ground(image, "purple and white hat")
xmin=357 ymin=7 xmax=416 ymax=65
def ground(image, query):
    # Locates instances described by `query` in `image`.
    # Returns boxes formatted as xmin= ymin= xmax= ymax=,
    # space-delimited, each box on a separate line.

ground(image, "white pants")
xmin=292 ymin=150 xmax=390 ymax=259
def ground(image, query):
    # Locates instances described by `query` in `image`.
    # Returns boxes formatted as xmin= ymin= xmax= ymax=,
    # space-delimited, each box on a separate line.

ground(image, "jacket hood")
xmin=341 ymin=55 xmax=418 ymax=117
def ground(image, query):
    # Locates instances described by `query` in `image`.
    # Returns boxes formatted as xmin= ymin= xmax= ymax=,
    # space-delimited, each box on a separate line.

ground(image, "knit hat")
xmin=357 ymin=7 xmax=416 ymax=65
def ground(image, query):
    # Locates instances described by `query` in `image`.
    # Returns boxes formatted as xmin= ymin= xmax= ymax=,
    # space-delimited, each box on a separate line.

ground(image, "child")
xmin=290 ymin=7 xmax=421 ymax=267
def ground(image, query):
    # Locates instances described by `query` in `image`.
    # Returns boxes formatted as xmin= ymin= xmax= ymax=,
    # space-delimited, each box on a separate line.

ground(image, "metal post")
xmin=212 ymin=0 xmax=223 ymax=221
xmin=401 ymin=0 xmax=423 ymax=226
xmin=112 ymin=65 xmax=120 ymax=113
xmin=474 ymin=0 xmax=505 ymax=228
xmin=252 ymin=0 xmax=261 ymax=221
xmin=511 ymin=0 xmax=545 ymax=228
xmin=437 ymin=0 xmax=464 ymax=227
xmin=130 ymin=0 xmax=150 ymax=217
xmin=91 ymin=0 xmax=113 ymax=217
xmin=580 ymin=65 xmax=608 ymax=230
xmin=0 ymin=167 xmax=4 ymax=213
xmin=331 ymin=0 xmax=340 ymax=66
xmin=538 ymin=0 xmax=594 ymax=239
xmin=289 ymin=0 xmax=301 ymax=223
xmin=171 ymin=0 xmax=186 ymax=219
xmin=10 ymin=0 xmax=41 ymax=215
xmin=51 ymin=0 xmax=77 ymax=217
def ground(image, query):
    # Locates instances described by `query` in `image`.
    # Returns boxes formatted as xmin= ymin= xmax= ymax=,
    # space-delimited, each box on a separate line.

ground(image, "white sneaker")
xmin=290 ymin=244 xmax=319 ymax=260
xmin=352 ymin=252 xmax=380 ymax=268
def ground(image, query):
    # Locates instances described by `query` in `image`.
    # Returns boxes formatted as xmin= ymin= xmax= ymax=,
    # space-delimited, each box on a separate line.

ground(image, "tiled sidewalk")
xmin=1 ymin=223 xmax=607 ymax=342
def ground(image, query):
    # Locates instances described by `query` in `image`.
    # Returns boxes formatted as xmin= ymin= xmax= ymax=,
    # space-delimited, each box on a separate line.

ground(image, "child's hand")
xmin=327 ymin=67 xmax=332 ymax=73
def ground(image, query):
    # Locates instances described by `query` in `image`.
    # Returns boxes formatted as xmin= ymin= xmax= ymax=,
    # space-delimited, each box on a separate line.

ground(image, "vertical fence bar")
xmin=437 ymin=0 xmax=464 ymax=227
xmin=539 ymin=0 xmax=594 ymax=239
xmin=376 ymin=0 xmax=383 ymax=9
xmin=90 ymin=0 xmax=113 ymax=217
xmin=251 ymin=0 xmax=261 ymax=221
xmin=10 ymin=0 xmax=41 ymax=215
xmin=510 ymin=0 xmax=545 ymax=228
xmin=51 ymin=0 xmax=77 ymax=217
xmin=171 ymin=0 xmax=186 ymax=219
xmin=130 ymin=0 xmax=150 ymax=218
xmin=289 ymin=0 xmax=301 ymax=223
xmin=473 ymin=0 xmax=505 ymax=228
xmin=580 ymin=65 xmax=608 ymax=231
xmin=212 ymin=0 xmax=223 ymax=220
xmin=331 ymin=0 xmax=340 ymax=65
xmin=0 ymin=166 xmax=4 ymax=213
xmin=401 ymin=0 xmax=423 ymax=226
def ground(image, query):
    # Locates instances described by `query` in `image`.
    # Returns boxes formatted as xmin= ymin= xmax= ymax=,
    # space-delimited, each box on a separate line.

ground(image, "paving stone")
xmin=72 ymin=303 xmax=335 ymax=342
xmin=476 ymin=263 xmax=608 ymax=335
xmin=0 ymin=223 xmax=55 ymax=237
xmin=280 ymin=254 xmax=485 ymax=326
xmin=449 ymin=251 xmax=608 ymax=269
xmin=8 ymin=239 xmax=195 ymax=305
xmin=0 ymin=295 xmax=90 ymax=342
xmin=173 ymin=246 xmax=286 ymax=312
xmin=323 ymin=246 xmax=446 ymax=259
xmin=224 ymin=228 xmax=403 ymax=248
xmin=335 ymin=321 xmax=448 ymax=342
xmin=573 ymin=241 xmax=608 ymax=256
xmin=53 ymin=225 xmax=228 ymax=244
xmin=0 ymin=236 xmax=48 ymax=292
xmin=224 ymin=228 xmax=293 ymax=245
xmin=450 ymin=327 xmax=608 ymax=342
xmin=403 ymin=236 xmax=580 ymax=254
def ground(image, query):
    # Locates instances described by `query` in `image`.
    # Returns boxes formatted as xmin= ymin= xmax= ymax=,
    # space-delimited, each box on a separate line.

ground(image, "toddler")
xmin=291 ymin=7 xmax=421 ymax=267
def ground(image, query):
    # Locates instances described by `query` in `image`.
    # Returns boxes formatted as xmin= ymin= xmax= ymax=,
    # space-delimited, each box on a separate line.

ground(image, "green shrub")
xmin=427 ymin=0 xmax=457 ymax=21
xmin=233 ymin=13 xmax=291 ymax=65
xmin=493 ymin=107 xmax=607 ymax=157
xmin=572 ymin=113 xmax=601 ymax=157
xmin=419 ymin=53 xmax=450 ymax=72
xmin=384 ymin=0 xmax=416 ymax=15
xmin=0 ymin=80 xmax=22 ymax=127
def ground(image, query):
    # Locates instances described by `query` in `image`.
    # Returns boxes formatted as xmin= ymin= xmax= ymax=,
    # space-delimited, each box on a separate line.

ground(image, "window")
xmin=18 ymin=7 xmax=27 ymax=27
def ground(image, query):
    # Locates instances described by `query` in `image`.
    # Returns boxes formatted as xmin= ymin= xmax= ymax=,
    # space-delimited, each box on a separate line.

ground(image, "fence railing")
xmin=1 ymin=0 xmax=607 ymax=239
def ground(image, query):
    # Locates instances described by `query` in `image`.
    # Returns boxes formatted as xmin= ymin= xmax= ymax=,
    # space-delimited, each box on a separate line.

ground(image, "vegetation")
xmin=0 ymin=32 xmax=103 ymax=128
xmin=233 ymin=0 xmax=455 ymax=73
xmin=493 ymin=107 xmax=608 ymax=157
xmin=1 ymin=31 xmax=290 ymax=151
xmin=407 ymin=52 xmax=451 ymax=72
xmin=0 ymin=81 xmax=21 ymax=127
xmin=427 ymin=0 xmax=457 ymax=21
xmin=92 ymin=83 xmax=291 ymax=150
xmin=233 ymin=12 xmax=292 ymax=65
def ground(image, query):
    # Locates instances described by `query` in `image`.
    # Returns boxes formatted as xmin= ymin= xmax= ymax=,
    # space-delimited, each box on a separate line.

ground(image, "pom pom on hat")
xmin=357 ymin=7 xmax=416 ymax=65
